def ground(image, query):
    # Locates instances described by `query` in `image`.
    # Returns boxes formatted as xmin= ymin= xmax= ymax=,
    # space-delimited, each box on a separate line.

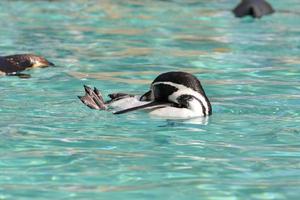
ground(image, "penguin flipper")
xmin=139 ymin=90 xmax=152 ymax=101
xmin=78 ymin=85 xmax=107 ymax=110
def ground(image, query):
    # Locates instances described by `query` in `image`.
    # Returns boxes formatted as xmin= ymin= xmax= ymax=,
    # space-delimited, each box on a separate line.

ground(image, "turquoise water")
xmin=0 ymin=0 xmax=300 ymax=199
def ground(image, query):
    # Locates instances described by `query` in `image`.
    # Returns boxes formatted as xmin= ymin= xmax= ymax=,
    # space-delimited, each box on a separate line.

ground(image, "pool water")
xmin=0 ymin=0 xmax=300 ymax=199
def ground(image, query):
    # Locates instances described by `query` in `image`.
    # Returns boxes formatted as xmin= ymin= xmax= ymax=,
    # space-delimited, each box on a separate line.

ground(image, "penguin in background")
xmin=0 ymin=54 xmax=54 ymax=78
xmin=233 ymin=0 xmax=275 ymax=18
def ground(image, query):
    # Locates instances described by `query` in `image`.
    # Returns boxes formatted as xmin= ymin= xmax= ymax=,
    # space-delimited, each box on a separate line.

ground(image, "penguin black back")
xmin=233 ymin=0 xmax=275 ymax=18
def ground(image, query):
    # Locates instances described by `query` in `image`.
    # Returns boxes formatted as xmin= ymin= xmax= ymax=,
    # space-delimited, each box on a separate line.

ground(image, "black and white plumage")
xmin=78 ymin=71 xmax=212 ymax=119
xmin=233 ymin=0 xmax=275 ymax=18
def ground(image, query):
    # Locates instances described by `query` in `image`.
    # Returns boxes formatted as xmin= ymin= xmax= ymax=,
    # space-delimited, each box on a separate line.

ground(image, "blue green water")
xmin=0 ymin=0 xmax=300 ymax=199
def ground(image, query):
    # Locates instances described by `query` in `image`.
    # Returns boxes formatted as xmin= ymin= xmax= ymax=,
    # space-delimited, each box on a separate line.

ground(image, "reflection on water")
xmin=0 ymin=0 xmax=300 ymax=199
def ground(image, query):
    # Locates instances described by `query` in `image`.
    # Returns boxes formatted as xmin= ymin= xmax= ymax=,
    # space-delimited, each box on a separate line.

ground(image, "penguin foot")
xmin=78 ymin=85 xmax=107 ymax=110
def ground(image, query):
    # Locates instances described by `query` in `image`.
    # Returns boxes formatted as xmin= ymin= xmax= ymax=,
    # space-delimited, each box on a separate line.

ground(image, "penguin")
xmin=78 ymin=71 xmax=212 ymax=119
xmin=0 ymin=54 xmax=54 ymax=78
xmin=233 ymin=0 xmax=275 ymax=18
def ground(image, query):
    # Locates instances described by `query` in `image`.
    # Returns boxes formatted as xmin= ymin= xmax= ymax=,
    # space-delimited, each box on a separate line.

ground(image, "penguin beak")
xmin=48 ymin=61 xmax=55 ymax=67
xmin=34 ymin=60 xmax=55 ymax=68
xmin=113 ymin=101 xmax=171 ymax=115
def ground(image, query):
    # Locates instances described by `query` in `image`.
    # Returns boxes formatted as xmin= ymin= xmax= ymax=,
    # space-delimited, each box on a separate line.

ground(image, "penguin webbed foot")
xmin=233 ymin=0 xmax=275 ymax=18
xmin=78 ymin=85 xmax=107 ymax=110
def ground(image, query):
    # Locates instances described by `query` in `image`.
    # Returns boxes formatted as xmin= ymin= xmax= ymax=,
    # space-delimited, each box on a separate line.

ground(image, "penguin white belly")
xmin=149 ymin=107 xmax=203 ymax=119
xmin=109 ymin=96 xmax=149 ymax=111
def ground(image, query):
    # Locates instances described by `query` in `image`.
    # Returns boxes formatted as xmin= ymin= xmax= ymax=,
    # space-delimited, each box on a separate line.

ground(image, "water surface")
xmin=0 ymin=0 xmax=300 ymax=199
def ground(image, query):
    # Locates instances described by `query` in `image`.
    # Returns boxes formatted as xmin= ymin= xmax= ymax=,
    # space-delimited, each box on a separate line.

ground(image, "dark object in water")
xmin=0 ymin=54 xmax=54 ymax=77
xmin=233 ymin=0 xmax=275 ymax=18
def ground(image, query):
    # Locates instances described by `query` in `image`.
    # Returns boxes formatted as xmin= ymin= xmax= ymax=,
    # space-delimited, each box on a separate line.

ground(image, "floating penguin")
xmin=78 ymin=71 xmax=212 ymax=119
xmin=233 ymin=0 xmax=275 ymax=18
xmin=0 ymin=54 xmax=54 ymax=78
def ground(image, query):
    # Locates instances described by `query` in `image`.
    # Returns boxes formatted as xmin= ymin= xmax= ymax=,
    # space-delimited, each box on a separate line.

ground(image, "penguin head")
xmin=27 ymin=54 xmax=55 ymax=68
xmin=140 ymin=71 xmax=201 ymax=101
xmin=4 ymin=54 xmax=55 ymax=70
xmin=114 ymin=71 xmax=212 ymax=116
